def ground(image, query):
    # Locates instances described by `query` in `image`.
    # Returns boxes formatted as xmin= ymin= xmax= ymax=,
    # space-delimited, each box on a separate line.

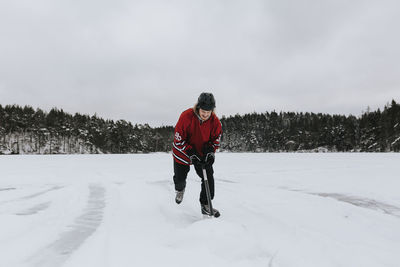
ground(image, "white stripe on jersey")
xmin=173 ymin=143 xmax=188 ymax=158
xmin=173 ymin=152 xmax=189 ymax=165
xmin=175 ymin=140 xmax=186 ymax=146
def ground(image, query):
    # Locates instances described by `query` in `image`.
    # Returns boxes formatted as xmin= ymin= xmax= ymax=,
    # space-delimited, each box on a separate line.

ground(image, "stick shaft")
xmin=202 ymin=167 xmax=214 ymax=216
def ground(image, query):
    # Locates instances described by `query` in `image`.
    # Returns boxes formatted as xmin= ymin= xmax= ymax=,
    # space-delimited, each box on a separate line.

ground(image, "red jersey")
xmin=172 ymin=108 xmax=222 ymax=165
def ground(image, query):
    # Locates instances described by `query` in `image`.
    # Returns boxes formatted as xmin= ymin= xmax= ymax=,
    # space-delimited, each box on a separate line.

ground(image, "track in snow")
xmin=28 ymin=184 xmax=106 ymax=267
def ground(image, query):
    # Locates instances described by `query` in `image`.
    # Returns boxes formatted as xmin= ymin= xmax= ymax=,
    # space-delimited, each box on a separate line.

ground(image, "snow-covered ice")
xmin=0 ymin=153 xmax=399 ymax=267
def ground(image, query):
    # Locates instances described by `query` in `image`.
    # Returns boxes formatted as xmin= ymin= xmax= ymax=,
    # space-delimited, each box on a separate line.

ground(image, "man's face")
xmin=199 ymin=108 xmax=212 ymax=121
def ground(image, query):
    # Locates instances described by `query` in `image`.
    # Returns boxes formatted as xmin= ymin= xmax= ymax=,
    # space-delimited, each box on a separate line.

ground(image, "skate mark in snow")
xmin=0 ymin=185 xmax=64 ymax=205
xmin=29 ymin=184 xmax=106 ymax=267
xmin=21 ymin=186 xmax=64 ymax=200
xmin=16 ymin=202 xmax=51 ymax=215
xmin=312 ymin=193 xmax=400 ymax=218
xmin=217 ymin=178 xmax=237 ymax=184
xmin=280 ymin=187 xmax=400 ymax=218
xmin=0 ymin=187 xmax=16 ymax=191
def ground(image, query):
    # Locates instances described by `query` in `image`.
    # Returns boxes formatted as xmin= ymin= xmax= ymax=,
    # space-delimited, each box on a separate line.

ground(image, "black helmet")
xmin=197 ymin=92 xmax=216 ymax=111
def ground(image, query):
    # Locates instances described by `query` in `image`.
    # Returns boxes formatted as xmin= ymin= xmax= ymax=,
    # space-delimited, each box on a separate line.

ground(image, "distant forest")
xmin=1 ymin=100 xmax=399 ymax=154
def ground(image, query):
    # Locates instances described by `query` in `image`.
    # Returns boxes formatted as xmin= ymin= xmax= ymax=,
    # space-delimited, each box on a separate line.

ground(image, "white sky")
xmin=1 ymin=0 xmax=399 ymax=126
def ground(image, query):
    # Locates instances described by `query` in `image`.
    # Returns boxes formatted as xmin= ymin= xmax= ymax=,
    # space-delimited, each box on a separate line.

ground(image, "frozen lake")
xmin=1 ymin=153 xmax=399 ymax=267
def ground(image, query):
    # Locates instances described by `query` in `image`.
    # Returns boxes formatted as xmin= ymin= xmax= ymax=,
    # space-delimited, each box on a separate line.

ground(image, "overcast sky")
xmin=1 ymin=0 xmax=399 ymax=127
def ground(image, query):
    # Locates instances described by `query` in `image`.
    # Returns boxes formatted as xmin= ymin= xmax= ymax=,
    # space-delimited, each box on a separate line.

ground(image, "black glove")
xmin=204 ymin=152 xmax=215 ymax=166
xmin=203 ymin=144 xmax=215 ymax=166
xmin=187 ymin=148 xmax=202 ymax=167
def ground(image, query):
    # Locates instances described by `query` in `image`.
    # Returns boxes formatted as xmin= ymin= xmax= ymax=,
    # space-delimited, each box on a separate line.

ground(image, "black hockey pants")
xmin=173 ymin=160 xmax=215 ymax=205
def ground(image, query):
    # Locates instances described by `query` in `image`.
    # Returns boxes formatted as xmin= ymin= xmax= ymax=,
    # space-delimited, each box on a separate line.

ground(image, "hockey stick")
xmin=202 ymin=164 xmax=214 ymax=217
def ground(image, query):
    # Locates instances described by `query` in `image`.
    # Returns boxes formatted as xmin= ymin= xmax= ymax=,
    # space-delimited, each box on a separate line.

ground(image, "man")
xmin=172 ymin=92 xmax=222 ymax=217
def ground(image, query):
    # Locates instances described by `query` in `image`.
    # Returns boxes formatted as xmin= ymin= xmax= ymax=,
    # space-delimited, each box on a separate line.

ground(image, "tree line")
xmin=0 ymin=105 xmax=173 ymax=154
xmin=1 ymin=100 xmax=399 ymax=154
xmin=221 ymin=100 xmax=400 ymax=152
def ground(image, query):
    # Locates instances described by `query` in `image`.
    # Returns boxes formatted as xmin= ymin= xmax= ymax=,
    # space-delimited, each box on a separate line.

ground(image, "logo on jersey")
xmin=175 ymin=132 xmax=182 ymax=141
